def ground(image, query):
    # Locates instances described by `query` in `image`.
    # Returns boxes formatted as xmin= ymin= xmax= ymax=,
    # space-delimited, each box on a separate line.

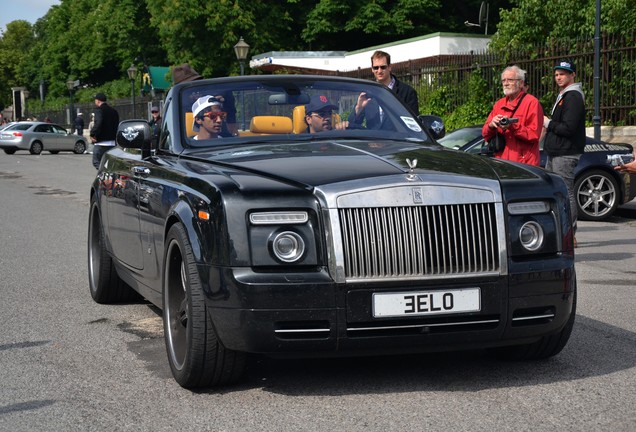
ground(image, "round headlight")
xmin=519 ymin=221 xmax=544 ymax=251
xmin=271 ymin=231 xmax=305 ymax=263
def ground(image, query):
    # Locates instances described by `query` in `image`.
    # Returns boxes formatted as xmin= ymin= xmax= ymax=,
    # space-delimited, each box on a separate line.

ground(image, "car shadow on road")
xmin=231 ymin=315 xmax=635 ymax=396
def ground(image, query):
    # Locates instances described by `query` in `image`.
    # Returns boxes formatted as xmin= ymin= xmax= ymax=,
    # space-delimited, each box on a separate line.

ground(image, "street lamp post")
xmin=66 ymin=80 xmax=75 ymax=125
xmin=233 ymin=37 xmax=250 ymax=131
xmin=127 ymin=64 xmax=138 ymax=119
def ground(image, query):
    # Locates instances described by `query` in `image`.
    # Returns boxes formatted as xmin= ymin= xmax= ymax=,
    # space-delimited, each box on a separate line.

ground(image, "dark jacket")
xmin=544 ymin=83 xmax=586 ymax=156
xmin=348 ymin=75 xmax=419 ymax=128
xmin=90 ymin=102 xmax=119 ymax=143
xmin=391 ymin=75 xmax=419 ymax=115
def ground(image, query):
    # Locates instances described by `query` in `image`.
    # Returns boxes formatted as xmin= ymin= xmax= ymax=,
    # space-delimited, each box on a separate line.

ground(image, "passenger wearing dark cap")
xmin=90 ymin=92 xmax=119 ymax=169
xmin=304 ymin=95 xmax=348 ymax=133
xmin=543 ymin=58 xmax=586 ymax=246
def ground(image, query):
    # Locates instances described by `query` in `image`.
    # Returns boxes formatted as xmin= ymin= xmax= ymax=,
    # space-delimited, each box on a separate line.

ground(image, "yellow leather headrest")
xmin=249 ymin=116 xmax=293 ymax=134
xmin=185 ymin=112 xmax=195 ymax=137
xmin=292 ymin=106 xmax=307 ymax=134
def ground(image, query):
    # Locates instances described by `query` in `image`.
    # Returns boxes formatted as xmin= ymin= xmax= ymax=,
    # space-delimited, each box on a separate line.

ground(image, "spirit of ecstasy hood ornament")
xmin=405 ymin=158 xmax=418 ymax=180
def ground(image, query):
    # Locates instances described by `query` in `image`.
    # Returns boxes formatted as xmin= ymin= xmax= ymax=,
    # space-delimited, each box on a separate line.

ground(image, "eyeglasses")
xmin=309 ymin=110 xmax=332 ymax=120
xmin=202 ymin=111 xmax=227 ymax=121
xmin=501 ymin=78 xmax=521 ymax=84
xmin=151 ymin=110 xmax=159 ymax=113
xmin=372 ymin=65 xmax=389 ymax=71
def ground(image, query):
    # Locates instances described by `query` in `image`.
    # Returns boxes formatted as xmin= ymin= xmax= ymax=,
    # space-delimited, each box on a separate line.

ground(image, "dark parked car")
xmin=438 ymin=126 xmax=636 ymax=221
xmin=89 ymin=76 xmax=576 ymax=389
xmin=0 ymin=121 xmax=87 ymax=155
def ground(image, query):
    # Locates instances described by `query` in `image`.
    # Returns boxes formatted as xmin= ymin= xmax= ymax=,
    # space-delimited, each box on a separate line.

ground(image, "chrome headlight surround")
xmin=519 ymin=221 xmax=544 ymax=251
xmin=507 ymin=201 xmax=558 ymax=256
xmin=248 ymin=210 xmax=319 ymax=266
xmin=270 ymin=231 xmax=305 ymax=263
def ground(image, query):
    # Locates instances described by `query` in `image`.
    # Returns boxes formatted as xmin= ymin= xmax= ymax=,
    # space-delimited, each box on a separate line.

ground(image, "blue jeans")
xmin=546 ymin=154 xmax=580 ymax=230
xmin=92 ymin=145 xmax=114 ymax=169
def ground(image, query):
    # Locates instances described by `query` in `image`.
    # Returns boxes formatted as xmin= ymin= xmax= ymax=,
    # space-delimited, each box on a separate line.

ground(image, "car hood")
xmin=183 ymin=139 xmax=540 ymax=189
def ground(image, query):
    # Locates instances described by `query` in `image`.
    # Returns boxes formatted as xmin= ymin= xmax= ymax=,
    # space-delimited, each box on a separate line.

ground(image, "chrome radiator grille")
xmin=339 ymin=203 xmax=500 ymax=280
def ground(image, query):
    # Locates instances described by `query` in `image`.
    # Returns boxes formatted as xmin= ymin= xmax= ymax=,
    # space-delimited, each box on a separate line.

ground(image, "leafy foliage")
xmin=420 ymin=70 xmax=492 ymax=131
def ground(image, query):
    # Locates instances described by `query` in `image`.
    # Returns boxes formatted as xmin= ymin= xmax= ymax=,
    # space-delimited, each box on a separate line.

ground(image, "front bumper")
xmin=205 ymin=263 xmax=576 ymax=356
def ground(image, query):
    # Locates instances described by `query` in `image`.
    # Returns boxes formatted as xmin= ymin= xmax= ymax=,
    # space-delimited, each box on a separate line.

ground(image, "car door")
xmin=50 ymin=124 xmax=72 ymax=151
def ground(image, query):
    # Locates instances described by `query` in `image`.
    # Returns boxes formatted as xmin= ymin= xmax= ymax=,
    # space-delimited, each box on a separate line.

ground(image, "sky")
xmin=0 ymin=0 xmax=60 ymax=32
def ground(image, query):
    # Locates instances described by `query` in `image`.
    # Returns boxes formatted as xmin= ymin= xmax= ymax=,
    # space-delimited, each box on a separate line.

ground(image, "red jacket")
xmin=482 ymin=91 xmax=543 ymax=166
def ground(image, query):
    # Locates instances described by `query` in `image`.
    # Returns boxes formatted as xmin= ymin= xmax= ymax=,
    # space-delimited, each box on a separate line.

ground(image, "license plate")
xmin=373 ymin=288 xmax=481 ymax=318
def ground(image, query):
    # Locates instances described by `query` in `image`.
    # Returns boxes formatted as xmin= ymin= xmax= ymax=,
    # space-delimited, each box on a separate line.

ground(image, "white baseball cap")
xmin=191 ymin=95 xmax=224 ymax=130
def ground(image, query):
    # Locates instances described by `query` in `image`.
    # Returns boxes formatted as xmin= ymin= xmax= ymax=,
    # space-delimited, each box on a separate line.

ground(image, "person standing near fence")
xmin=482 ymin=65 xmax=543 ymax=166
xmin=90 ymin=92 xmax=119 ymax=169
xmin=349 ymin=50 xmax=419 ymax=129
xmin=543 ymin=58 xmax=586 ymax=246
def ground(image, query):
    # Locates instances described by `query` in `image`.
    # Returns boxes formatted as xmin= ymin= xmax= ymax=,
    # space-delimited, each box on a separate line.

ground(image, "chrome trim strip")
xmin=347 ymin=318 xmax=500 ymax=332
xmin=512 ymin=313 xmax=555 ymax=321
xmin=274 ymin=328 xmax=331 ymax=334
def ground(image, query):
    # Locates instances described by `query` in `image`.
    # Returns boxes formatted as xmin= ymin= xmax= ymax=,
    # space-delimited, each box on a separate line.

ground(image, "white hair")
xmin=502 ymin=65 xmax=526 ymax=83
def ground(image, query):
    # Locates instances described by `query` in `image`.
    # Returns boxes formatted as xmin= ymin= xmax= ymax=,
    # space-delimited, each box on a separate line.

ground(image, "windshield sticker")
xmin=401 ymin=117 xmax=422 ymax=132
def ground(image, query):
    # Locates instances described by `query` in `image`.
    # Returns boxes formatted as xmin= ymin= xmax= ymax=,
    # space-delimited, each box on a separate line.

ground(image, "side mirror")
xmin=418 ymin=115 xmax=446 ymax=140
xmin=116 ymin=120 xmax=152 ymax=158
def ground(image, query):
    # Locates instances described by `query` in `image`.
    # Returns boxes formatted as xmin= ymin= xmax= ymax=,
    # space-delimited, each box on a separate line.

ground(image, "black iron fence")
xmin=341 ymin=32 xmax=636 ymax=126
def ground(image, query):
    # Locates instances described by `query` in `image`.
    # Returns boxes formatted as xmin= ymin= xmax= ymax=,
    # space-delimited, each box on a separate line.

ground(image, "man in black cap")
xmin=90 ymin=92 xmax=120 ymax=169
xmin=149 ymin=105 xmax=161 ymax=145
xmin=543 ymin=58 xmax=586 ymax=246
xmin=304 ymin=95 xmax=348 ymax=133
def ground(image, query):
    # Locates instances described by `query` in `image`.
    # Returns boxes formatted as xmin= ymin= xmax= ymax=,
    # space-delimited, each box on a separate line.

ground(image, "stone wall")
xmin=586 ymin=126 xmax=636 ymax=147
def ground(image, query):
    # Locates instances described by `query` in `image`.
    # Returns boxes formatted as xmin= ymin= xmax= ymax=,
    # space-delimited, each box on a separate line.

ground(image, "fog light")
xmin=519 ymin=221 xmax=544 ymax=251
xmin=272 ymin=231 xmax=305 ymax=263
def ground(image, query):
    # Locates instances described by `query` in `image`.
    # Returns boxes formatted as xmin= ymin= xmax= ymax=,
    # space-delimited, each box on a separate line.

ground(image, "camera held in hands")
xmin=606 ymin=154 xmax=635 ymax=167
xmin=499 ymin=117 xmax=519 ymax=126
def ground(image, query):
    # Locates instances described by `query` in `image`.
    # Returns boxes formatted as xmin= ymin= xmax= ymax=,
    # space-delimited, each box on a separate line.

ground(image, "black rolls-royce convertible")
xmin=88 ymin=75 xmax=576 ymax=389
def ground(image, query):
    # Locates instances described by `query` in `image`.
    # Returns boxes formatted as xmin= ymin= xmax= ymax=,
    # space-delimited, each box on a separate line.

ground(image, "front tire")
xmin=87 ymin=197 xmax=139 ymax=303
xmin=163 ymin=223 xmax=246 ymax=388
xmin=575 ymin=169 xmax=619 ymax=221
xmin=3 ymin=148 xmax=16 ymax=154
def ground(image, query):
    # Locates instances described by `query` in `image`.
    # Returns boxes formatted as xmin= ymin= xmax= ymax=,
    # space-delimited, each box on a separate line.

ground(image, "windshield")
xmin=176 ymin=76 xmax=430 ymax=147
xmin=437 ymin=127 xmax=482 ymax=150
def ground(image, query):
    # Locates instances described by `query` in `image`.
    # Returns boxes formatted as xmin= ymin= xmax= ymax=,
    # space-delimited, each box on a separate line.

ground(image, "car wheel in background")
xmin=87 ymin=198 xmax=140 ymax=303
xmin=3 ymin=148 xmax=16 ymax=154
xmin=29 ymin=141 xmax=43 ymax=155
xmin=74 ymin=141 xmax=87 ymax=154
xmin=163 ymin=223 xmax=246 ymax=389
xmin=575 ymin=169 xmax=620 ymax=221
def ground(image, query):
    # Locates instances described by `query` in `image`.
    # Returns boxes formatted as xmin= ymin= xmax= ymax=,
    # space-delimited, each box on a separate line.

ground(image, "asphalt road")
xmin=1 ymin=152 xmax=635 ymax=431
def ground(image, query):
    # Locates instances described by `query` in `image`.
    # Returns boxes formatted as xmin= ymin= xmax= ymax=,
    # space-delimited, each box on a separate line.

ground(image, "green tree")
xmin=490 ymin=0 xmax=636 ymax=52
xmin=0 ymin=20 xmax=35 ymax=109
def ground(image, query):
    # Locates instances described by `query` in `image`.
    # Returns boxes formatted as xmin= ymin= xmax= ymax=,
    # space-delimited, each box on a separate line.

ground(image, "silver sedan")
xmin=0 ymin=121 xmax=87 ymax=155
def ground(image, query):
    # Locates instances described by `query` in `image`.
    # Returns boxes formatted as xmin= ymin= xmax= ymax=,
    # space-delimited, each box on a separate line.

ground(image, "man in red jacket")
xmin=482 ymin=65 xmax=544 ymax=166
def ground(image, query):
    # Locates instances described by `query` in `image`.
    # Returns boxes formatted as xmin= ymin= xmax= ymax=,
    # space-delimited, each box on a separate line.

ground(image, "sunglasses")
xmin=151 ymin=110 xmax=159 ymax=113
xmin=309 ymin=110 xmax=332 ymax=120
xmin=202 ymin=111 xmax=228 ymax=121
xmin=372 ymin=65 xmax=388 ymax=71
